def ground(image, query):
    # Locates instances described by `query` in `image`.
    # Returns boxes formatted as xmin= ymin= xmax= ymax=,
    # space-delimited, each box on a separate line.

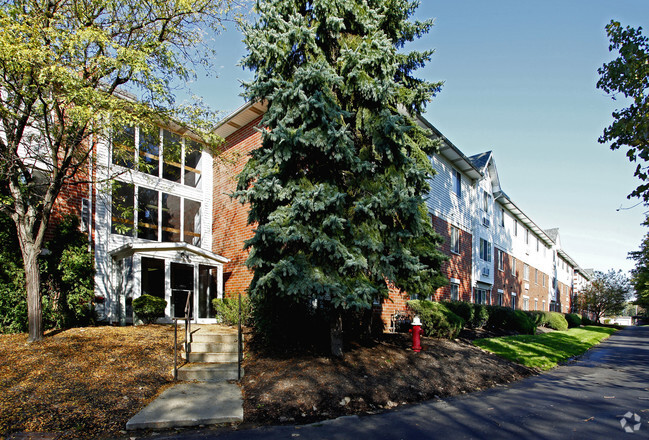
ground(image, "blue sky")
xmin=188 ymin=0 xmax=649 ymax=273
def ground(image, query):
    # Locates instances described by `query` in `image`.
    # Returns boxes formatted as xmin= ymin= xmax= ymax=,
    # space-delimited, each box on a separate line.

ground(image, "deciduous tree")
xmin=578 ymin=269 xmax=631 ymax=322
xmin=0 ymin=0 xmax=234 ymax=342
xmin=236 ymin=0 xmax=447 ymax=355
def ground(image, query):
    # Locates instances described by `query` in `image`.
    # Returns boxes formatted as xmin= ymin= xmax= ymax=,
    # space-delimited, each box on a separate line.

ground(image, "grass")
xmin=473 ymin=326 xmax=618 ymax=370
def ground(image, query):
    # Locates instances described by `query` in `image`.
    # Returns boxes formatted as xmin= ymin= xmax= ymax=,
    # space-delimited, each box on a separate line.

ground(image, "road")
xmin=151 ymin=326 xmax=649 ymax=440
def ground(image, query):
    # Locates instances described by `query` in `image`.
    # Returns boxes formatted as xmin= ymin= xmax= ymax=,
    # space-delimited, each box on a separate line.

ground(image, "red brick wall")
xmin=212 ymin=116 xmax=263 ymax=297
xmin=431 ymin=215 xmax=472 ymax=302
xmin=493 ymin=250 xmax=549 ymax=310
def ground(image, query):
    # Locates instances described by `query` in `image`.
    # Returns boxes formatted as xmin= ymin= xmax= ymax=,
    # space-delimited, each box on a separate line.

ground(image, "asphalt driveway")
xmin=153 ymin=326 xmax=649 ymax=440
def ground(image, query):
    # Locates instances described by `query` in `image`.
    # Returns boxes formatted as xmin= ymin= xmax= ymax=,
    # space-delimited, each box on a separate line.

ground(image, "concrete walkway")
xmin=126 ymin=382 xmax=243 ymax=430
xmin=147 ymin=325 xmax=649 ymax=440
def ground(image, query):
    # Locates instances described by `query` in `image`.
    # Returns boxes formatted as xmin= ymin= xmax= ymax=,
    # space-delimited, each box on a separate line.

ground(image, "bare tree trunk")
xmin=330 ymin=310 xmax=344 ymax=358
xmin=24 ymin=248 xmax=43 ymax=342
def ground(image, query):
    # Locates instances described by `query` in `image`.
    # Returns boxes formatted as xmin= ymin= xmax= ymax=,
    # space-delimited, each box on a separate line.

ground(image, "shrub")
xmin=565 ymin=313 xmax=582 ymax=328
xmin=486 ymin=306 xmax=536 ymax=335
xmin=407 ymin=300 xmax=465 ymax=339
xmin=581 ymin=315 xmax=594 ymax=326
xmin=525 ymin=311 xmax=549 ymax=327
xmin=442 ymin=301 xmax=473 ymax=323
xmin=471 ymin=304 xmax=489 ymax=328
xmin=132 ymin=294 xmax=167 ymax=324
xmin=212 ymin=295 xmax=252 ymax=326
xmin=546 ymin=312 xmax=569 ymax=331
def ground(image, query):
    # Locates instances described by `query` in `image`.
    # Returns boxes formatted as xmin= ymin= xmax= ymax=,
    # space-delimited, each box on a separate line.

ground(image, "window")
xmin=500 ymin=208 xmax=505 ymax=227
xmin=184 ymin=199 xmax=202 ymax=246
xmin=535 ymin=268 xmax=539 ymax=284
xmin=542 ymin=300 xmax=546 ymax=311
xmin=475 ymin=288 xmax=490 ymax=305
xmin=161 ymin=193 xmax=181 ymax=242
xmin=523 ymin=297 xmax=529 ymax=311
xmin=496 ymin=290 xmax=504 ymax=306
xmin=511 ymin=293 xmax=517 ymax=310
xmin=511 ymin=257 xmax=516 ymax=276
xmin=525 ymin=228 xmax=530 ymax=245
xmin=452 ymin=169 xmax=461 ymax=197
xmin=534 ymin=299 xmax=538 ymax=311
xmin=111 ymin=126 xmax=203 ymax=188
xmin=450 ymin=226 xmax=460 ymax=254
xmin=542 ymin=274 xmax=546 ymax=287
xmin=450 ymin=283 xmax=459 ymax=301
xmin=138 ymin=187 xmax=159 ymax=241
xmin=514 ymin=220 xmax=518 ymax=236
xmin=523 ymin=264 xmax=529 ymax=281
xmin=497 ymin=249 xmax=504 ymax=271
xmin=111 ymin=181 xmax=134 ymax=236
xmin=536 ymin=237 xmax=540 ymax=252
xmin=482 ymin=190 xmax=491 ymax=212
xmin=479 ymin=238 xmax=492 ymax=262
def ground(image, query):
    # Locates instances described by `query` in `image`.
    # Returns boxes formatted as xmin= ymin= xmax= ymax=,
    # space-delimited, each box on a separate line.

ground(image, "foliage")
xmin=0 ymin=214 xmax=27 ymax=333
xmin=525 ymin=311 xmax=568 ymax=331
xmin=132 ymin=295 xmax=167 ymax=324
xmin=407 ymin=300 xmax=464 ymax=339
xmin=236 ymin=0 xmax=448 ymax=354
xmin=581 ymin=315 xmax=594 ymax=326
xmin=597 ymin=21 xmax=649 ymax=202
xmin=577 ymin=269 xmax=631 ymax=321
xmin=474 ymin=326 xmax=618 ymax=370
xmin=565 ymin=313 xmax=582 ymax=328
xmin=486 ymin=306 xmax=536 ymax=335
xmin=442 ymin=301 xmax=488 ymax=328
xmin=0 ymin=0 xmax=234 ymax=342
xmin=213 ymin=295 xmax=253 ymax=327
xmin=630 ymin=221 xmax=649 ymax=311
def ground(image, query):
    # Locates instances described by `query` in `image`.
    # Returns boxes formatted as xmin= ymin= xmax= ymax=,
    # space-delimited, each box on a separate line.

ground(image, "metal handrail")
xmin=173 ymin=290 xmax=193 ymax=381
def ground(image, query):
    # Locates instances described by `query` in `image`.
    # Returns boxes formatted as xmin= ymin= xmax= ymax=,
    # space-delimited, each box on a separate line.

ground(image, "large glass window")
xmin=163 ymin=130 xmax=182 ymax=183
xmin=162 ymin=193 xmax=182 ymax=242
xmin=112 ymin=126 xmax=135 ymax=168
xmin=111 ymin=181 xmax=134 ymax=236
xmin=138 ymin=187 xmax=159 ymax=241
xmin=184 ymin=199 xmax=202 ymax=246
xmin=139 ymin=126 xmax=160 ymax=176
xmin=450 ymin=226 xmax=460 ymax=254
xmin=141 ymin=257 xmax=165 ymax=299
xmin=185 ymin=139 xmax=203 ymax=188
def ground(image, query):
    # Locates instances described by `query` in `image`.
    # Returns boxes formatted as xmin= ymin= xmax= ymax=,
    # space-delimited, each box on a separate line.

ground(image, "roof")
xmin=544 ymin=228 xmax=560 ymax=242
xmin=468 ymin=151 xmax=492 ymax=171
xmin=213 ymin=100 xmax=267 ymax=139
xmin=109 ymin=242 xmax=230 ymax=264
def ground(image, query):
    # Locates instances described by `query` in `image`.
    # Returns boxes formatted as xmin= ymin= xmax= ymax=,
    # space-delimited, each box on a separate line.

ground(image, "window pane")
xmin=112 ymin=126 xmax=135 ymax=168
xmin=161 ymin=193 xmax=181 ymax=242
xmin=184 ymin=199 xmax=201 ymax=246
xmin=185 ymin=139 xmax=202 ymax=188
xmin=138 ymin=187 xmax=159 ymax=241
xmin=139 ymin=126 xmax=160 ymax=176
xmin=162 ymin=130 xmax=182 ymax=183
xmin=141 ymin=257 xmax=165 ymax=298
xmin=111 ymin=181 xmax=134 ymax=236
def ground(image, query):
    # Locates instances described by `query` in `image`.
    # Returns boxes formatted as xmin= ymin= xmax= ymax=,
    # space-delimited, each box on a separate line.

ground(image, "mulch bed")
xmin=0 ymin=325 xmax=537 ymax=439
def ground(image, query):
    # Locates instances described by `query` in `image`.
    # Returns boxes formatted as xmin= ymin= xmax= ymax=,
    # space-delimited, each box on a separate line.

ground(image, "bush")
xmin=442 ymin=301 xmax=473 ymax=323
xmin=407 ymin=300 xmax=465 ymax=339
xmin=565 ymin=313 xmax=582 ymax=328
xmin=546 ymin=312 xmax=569 ymax=331
xmin=472 ymin=304 xmax=489 ymax=328
xmin=486 ymin=306 xmax=536 ymax=335
xmin=132 ymin=294 xmax=167 ymax=324
xmin=581 ymin=315 xmax=594 ymax=326
xmin=212 ymin=295 xmax=252 ymax=326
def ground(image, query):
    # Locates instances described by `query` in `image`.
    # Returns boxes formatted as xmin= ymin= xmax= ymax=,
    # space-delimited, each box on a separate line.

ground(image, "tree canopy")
xmin=0 ymin=0 xmax=234 ymax=341
xmin=578 ymin=269 xmax=631 ymax=322
xmin=597 ymin=20 xmax=649 ymax=202
xmin=236 ymin=0 xmax=447 ymax=353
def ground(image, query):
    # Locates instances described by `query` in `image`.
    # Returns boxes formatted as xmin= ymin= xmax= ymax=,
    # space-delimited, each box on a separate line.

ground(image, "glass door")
xmin=171 ymin=262 xmax=194 ymax=318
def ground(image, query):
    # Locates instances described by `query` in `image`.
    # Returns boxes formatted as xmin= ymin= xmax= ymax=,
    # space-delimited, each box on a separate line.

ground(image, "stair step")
xmin=185 ymin=352 xmax=239 ymax=363
xmin=189 ymin=342 xmax=241 ymax=353
xmin=190 ymin=333 xmax=241 ymax=344
xmin=177 ymin=363 xmax=242 ymax=382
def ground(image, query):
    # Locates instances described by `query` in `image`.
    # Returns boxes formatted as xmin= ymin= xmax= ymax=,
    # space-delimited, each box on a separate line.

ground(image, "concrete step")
xmin=177 ymin=363 xmax=243 ymax=382
xmin=184 ymin=352 xmax=239 ymax=363
xmin=190 ymin=333 xmax=241 ymax=344
xmin=189 ymin=342 xmax=241 ymax=353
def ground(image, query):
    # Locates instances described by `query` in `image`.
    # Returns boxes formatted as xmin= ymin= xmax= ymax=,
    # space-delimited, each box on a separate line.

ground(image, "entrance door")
xmin=198 ymin=265 xmax=217 ymax=319
xmin=171 ymin=262 xmax=194 ymax=318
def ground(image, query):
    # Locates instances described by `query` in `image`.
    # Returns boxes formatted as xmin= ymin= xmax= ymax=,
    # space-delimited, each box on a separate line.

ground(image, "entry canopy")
xmin=109 ymin=242 xmax=230 ymax=265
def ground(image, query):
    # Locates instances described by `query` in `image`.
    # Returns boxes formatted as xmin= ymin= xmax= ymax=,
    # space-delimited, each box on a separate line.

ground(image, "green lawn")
xmin=473 ymin=326 xmax=618 ymax=370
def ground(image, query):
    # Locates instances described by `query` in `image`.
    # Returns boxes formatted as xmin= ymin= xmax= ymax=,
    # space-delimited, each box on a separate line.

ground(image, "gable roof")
xmin=468 ymin=151 xmax=492 ymax=171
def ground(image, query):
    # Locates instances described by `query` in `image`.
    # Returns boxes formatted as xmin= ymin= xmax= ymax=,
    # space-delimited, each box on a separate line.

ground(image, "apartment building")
xmin=47 ymin=100 xmax=589 ymax=327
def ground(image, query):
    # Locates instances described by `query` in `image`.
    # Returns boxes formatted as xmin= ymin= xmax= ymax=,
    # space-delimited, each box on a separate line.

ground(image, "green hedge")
xmin=565 ymin=313 xmax=582 ymax=328
xmin=132 ymin=294 xmax=167 ymax=324
xmin=526 ymin=311 xmax=568 ymax=331
xmin=486 ymin=306 xmax=536 ymax=335
xmin=212 ymin=295 xmax=252 ymax=326
xmin=407 ymin=300 xmax=465 ymax=339
xmin=442 ymin=301 xmax=489 ymax=329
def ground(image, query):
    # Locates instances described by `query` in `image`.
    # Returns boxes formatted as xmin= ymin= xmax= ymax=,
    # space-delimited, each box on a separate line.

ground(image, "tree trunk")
xmin=330 ymin=310 xmax=344 ymax=358
xmin=24 ymin=249 xmax=43 ymax=342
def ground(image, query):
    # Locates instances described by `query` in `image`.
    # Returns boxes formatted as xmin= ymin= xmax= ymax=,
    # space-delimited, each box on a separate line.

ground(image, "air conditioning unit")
xmin=482 ymin=217 xmax=490 ymax=227
xmin=481 ymin=267 xmax=490 ymax=277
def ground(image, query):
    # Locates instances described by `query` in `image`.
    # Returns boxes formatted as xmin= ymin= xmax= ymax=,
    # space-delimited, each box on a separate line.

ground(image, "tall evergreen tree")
xmin=236 ymin=0 xmax=447 ymax=354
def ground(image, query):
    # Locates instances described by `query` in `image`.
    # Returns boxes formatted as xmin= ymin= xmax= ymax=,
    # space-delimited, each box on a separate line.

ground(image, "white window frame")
xmin=452 ymin=169 xmax=461 ymax=197
xmin=450 ymin=225 xmax=460 ymax=254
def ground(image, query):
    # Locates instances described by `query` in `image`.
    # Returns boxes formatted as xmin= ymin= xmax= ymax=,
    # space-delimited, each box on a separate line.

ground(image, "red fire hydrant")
xmin=409 ymin=316 xmax=423 ymax=353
